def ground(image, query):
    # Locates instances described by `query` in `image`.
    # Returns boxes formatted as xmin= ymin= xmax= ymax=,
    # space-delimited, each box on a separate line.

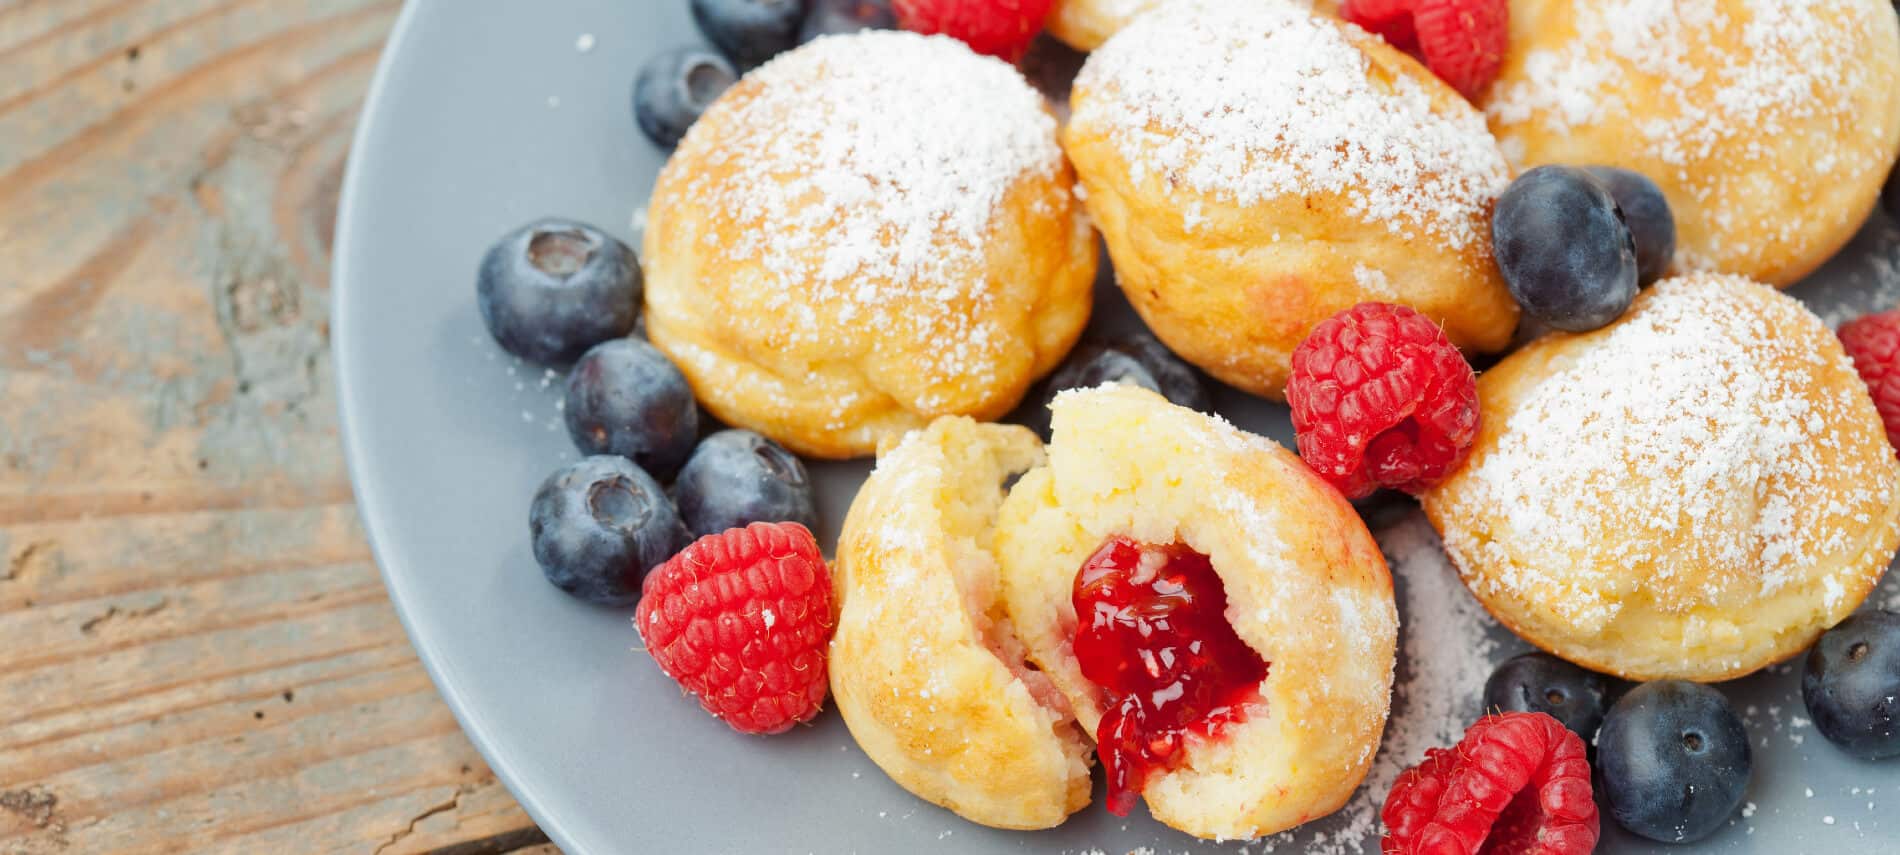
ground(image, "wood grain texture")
xmin=0 ymin=2 xmax=551 ymax=852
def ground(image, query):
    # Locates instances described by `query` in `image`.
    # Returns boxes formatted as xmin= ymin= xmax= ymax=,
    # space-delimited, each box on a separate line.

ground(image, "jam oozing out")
xmin=1071 ymin=536 xmax=1269 ymax=815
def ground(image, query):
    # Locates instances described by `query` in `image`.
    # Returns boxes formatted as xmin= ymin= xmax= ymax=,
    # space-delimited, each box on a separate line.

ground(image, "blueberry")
xmin=1597 ymin=680 xmax=1751 ymax=844
xmin=691 ymin=0 xmax=808 ymax=70
xmin=564 ymin=339 xmax=699 ymax=480
xmin=674 ymin=429 xmax=818 ymax=538
xmin=1885 ymin=167 xmax=1900 ymax=218
xmin=1043 ymin=331 xmax=1211 ymax=414
xmin=799 ymin=0 xmax=894 ymax=42
xmin=1802 ymin=609 xmax=1900 ymax=759
xmin=1491 ymin=165 xmax=1640 ymax=332
xmin=529 ymin=456 xmax=689 ymax=606
xmin=1482 ymin=652 xmax=1611 ymax=741
xmin=476 ymin=219 xmax=640 ymax=364
xmin=633 ymin=47 xmax=737 ymax=149
xmin=1584 ymin=166 xmax=1676 ymax=286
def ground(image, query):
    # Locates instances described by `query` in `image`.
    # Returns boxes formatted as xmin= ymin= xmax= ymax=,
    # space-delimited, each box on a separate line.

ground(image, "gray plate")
xmin=332 ymin=1 xmax=1900 ymax=852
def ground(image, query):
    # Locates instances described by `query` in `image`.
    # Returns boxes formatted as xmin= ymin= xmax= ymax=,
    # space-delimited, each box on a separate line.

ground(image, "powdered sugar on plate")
xmin=1070 ymin=0 xmax=1509 ymax=249
xmin=1794 ymin=214 xmax=1900 ymax=330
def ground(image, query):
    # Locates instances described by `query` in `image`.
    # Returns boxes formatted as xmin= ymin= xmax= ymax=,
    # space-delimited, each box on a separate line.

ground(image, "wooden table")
xmin=0 ymin=2 xmax=551 ymax=851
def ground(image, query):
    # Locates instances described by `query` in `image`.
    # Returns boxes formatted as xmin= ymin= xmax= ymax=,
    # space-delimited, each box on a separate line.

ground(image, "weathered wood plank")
xmin=0 ymin=560 xmax=385 ymax=680
xmin=0 ymin=0 xmax=551 ymax=851
xmin=0 ymin=644 xmax=418 ymax=781
xmin=0 ymin=0 xmax=127 ymax=57
xmin=0 ymin=504 xmax=371 ymax=611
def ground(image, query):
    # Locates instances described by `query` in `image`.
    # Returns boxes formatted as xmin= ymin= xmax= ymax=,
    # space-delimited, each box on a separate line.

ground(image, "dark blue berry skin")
xmin=1585 ymin=166 xmax=1676 ymax=286
xmin=691 ymin=0 xmax=808 ymax=70
xmin=529 ymin=456 xmax=690 ymax=606
xmin=1482 ymin=652 xmax=1611 ymax=741
xmin=1492 ymin=165 xmax=1640 ymax=332
xmin=674 ymin=429 xmax=818 ymax=538
xmin=799 ymin=0 xmax=894 ymax=42
xmin=633 ymin=47 xmax=737 ymax=149
xmin=1884 ymin=167 xmax=1900 ymax=218
xmin=476 ymin=219 xmax=640 ymax=365
xmin=1802 ymin=610 xmax=1900 ymax=759
xmin=563 ymin=339 xmax=699 ymax=481
xmin=1597 ymin=680 xmax=1751 ymax=844
xmin=1043 ymin=332 xmax=1212 ymax=414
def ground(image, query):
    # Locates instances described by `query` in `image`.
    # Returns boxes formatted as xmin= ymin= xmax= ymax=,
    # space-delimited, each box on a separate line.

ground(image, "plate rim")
xmin=330 ymin=1 xmax=583 ymax=851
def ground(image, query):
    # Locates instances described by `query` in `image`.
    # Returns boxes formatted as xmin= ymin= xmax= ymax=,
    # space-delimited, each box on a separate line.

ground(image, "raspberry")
xmin=1286 ymin=302 xmax=1480 ymax=499
xmin=634 ymin=522 xmax=835 ymax=734
xmin=894 ymin=0 xmax=1053 ymax=61
xmin=1382 ymin=712 xmax=1600 ymax=855
xmin=1838 ymin=309 xmax=1900 ymax=451
xmin=1342 ymin=0 xmax=1508 ymax=100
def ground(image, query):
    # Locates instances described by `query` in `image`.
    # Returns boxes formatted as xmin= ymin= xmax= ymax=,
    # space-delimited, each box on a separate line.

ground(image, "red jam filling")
xmin=1071 ymin=536 xmax=1269 ymax=815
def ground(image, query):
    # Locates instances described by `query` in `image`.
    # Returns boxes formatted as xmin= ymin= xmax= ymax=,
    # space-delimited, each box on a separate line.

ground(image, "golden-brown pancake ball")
xmin=1063 ymin=0 xmax=1517 ymax=399
xmin=994 ymin=385 xmax=1396 ymax=839
xmin=1423 ymin=273 xmax=1900 ymax=682
xmin=830 ymin=418 xmax=1092 ymax=830
xmin=1484 ymin=0 xmax=1900 ymax=286
xmin=643 ymin=31 xmax=1096 ymax=458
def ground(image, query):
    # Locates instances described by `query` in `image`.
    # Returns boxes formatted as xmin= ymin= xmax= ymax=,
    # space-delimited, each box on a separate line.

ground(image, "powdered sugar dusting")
xmin=1441 ymin=273 xmax=1888 ymax=625
xmin=1352 ymin=265 xmax=1398 ymax=300
xmin=1488 ymin=0 xmax=1851 ymax=143
xmin=1485 ymin=0 xmax=1887 ymax=270
xmin=670 ymin=31 xmax=1066 ymax=407
xmin=1071 ymin=0 xmax=1508 ymax=249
